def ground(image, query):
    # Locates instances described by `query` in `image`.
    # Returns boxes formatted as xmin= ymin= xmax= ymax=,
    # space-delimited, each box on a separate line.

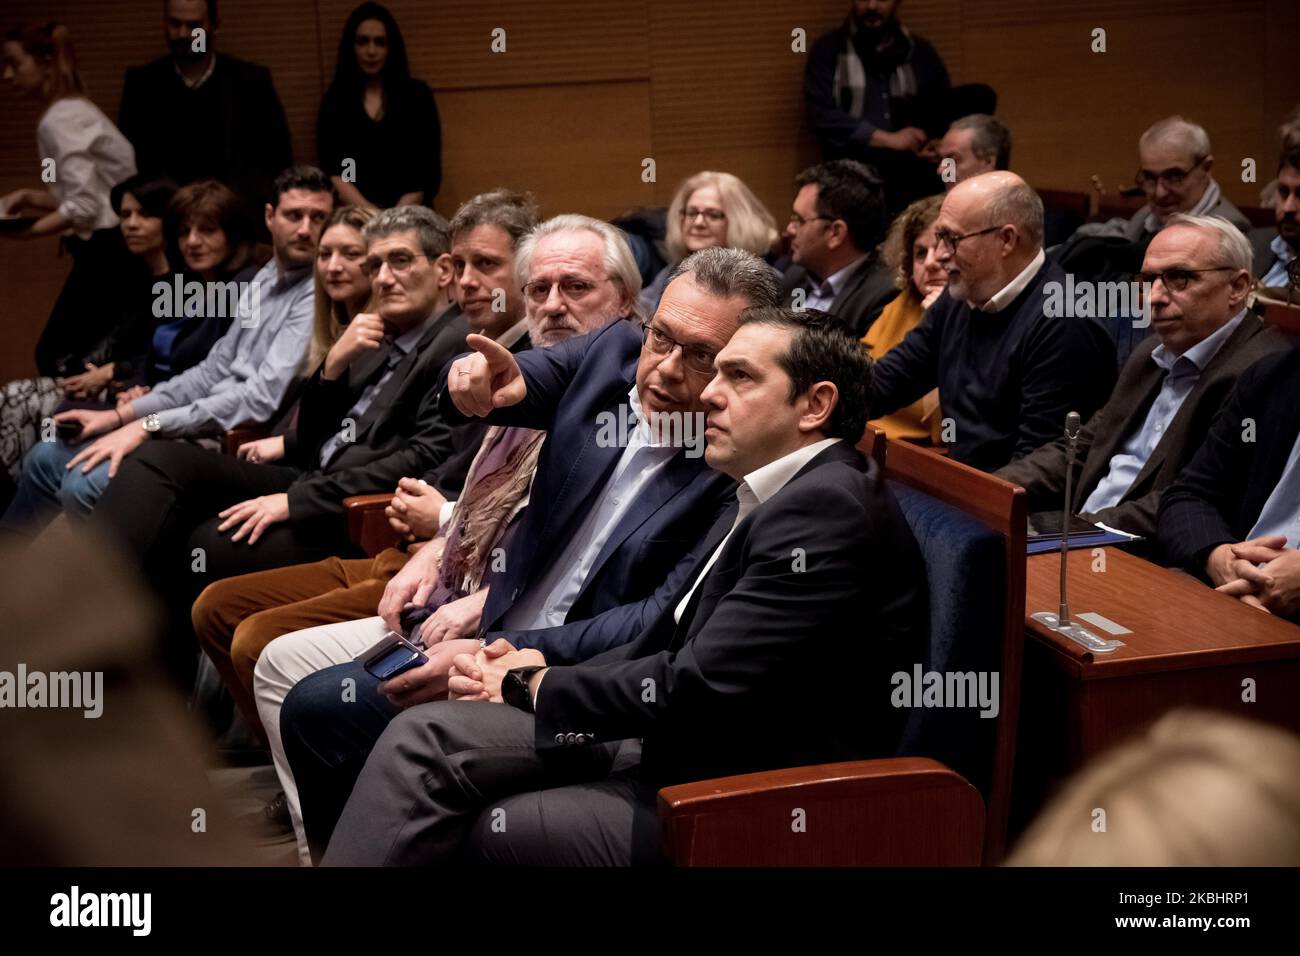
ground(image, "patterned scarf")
xmin=833 ymin=17 xmax=919 ymax=119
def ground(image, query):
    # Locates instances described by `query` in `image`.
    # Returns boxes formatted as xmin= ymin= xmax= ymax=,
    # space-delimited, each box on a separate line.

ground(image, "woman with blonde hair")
xmin=638 ymin=170 xmax=780 ymax=314
xmin=0 ymin=21 xmax=137 ymax=378
xmin=863 ymin=192 xmax=946 ymax=444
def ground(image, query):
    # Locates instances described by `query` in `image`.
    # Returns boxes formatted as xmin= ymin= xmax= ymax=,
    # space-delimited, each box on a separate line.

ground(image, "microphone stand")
xmin=1030 ymin=411 xmax=1125 ymax=654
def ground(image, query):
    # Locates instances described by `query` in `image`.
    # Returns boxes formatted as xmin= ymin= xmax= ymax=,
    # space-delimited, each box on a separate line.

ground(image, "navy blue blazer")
xmin=436 ymin=317 xmax=736 ymax=663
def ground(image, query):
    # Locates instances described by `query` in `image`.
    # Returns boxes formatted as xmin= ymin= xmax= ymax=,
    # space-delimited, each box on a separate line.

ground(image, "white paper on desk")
xmin=1077 ymin=611 xmax=1133 ymax=635
xmin=1093 ymin=521 xmax=1139 ymax=540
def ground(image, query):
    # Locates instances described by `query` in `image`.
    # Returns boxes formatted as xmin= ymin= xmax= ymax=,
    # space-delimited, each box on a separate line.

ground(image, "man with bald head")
xmin=999 ymin=215 xmax=1285 ymax=538
xmin=868 ymin=171 xmax=1116 ymax=471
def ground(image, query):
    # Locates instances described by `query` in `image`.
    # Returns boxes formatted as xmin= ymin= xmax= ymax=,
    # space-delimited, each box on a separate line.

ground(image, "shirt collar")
xmin=626 ymin=385 xmax=684 ymax=449
xmin=391 ymin=312 xmax=435 ymax=355
xmin=738 ymin=437 xmax=843 ymax=508
xmin=174 ymin=54 xmax=217 ymax=90
xmin=496 ymin=318 xmax=530 ymax=351
xmin=1271 ymin=233 xmax=1296 ymax=262
xmin=979 ymin=248 xmax=1046 ymax=314
xmin=1151 ymin=309 xmax=1246 ymax=373
xmin=809 ymin=253 xmax=870 ymax=298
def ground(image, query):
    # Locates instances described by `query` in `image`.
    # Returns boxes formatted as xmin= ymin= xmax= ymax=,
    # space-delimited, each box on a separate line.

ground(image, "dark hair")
xmin=1279 ymin=146 xmax=1300 ymax=175
xmin=737 ymin=307 xmax=873 ymax=442
xmin=110 ymin=173 xmax=178 ymax=219
xmin=794 ymin=159 xmax=886 ymax=252
xmin=449 ymin=189 xmax=539 ymax=247
xmin=270 ymin=165 xmax=334 ymax=208
xmin=162 ymin=0 xmax=218 ymax=22
xmin=327 ymin=2 xmax=410 ymax=104
xmin=166 ymin=179 xmax=256 ymax=274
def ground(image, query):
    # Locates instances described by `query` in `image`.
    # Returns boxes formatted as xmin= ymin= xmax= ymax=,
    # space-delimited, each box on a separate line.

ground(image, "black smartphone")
xmin=357 ymin=630 xmax=428 ymax=682
xmin=55 ymin=419 xmax=83 ymax=441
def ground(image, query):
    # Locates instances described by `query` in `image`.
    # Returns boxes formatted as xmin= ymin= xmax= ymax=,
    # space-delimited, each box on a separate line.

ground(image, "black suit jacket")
xmin=534 ymin=441 xmax=929 ymax=786
xmin=1249 ymin=226 xmax=1284 ymax=281
xmin=997 ymin=316 xmax=1287 ymax=537
xmin=119 ymin=53 xmax=292 ymax=203
xmin=1158 ymin=347 xmax=1300 ymax=576
xmin=284 ymin=306 xmax=478 ymax=520
xmin=781 ymin=253 xmax=898 ymax=337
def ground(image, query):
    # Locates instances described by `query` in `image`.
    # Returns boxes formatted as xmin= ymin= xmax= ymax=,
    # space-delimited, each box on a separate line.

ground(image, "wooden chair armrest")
xmin=223 ymin=424 xmax=270 ymax=456
xmin=343 ymin=494 xmax=400 ymax=557
xmin=658 ymin=757 xmax=984 ymax=866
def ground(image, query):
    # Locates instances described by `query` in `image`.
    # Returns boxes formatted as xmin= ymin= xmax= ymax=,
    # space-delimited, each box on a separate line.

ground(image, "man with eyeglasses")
xmin=1000 ymin=215 xmax=1285 ymax=540
xmin=781 ymin=159 xmax=898 ymax=337
xmin=85 ymin=205 xmax=475 ymax=686
xmin=1248 ymin=146 xmax=1300 ymax=289
xmin=867 ymin=171 xmax=1117 ymax=472
xmin=275 ymin=245 xmax=776 ymax=860
xmin=1074 ymin=116 xmax=1252 ymax=245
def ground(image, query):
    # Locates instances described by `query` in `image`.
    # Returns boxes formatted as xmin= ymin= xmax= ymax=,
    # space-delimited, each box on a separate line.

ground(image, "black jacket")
xmin=781 ymin=253 xmax=899 ymax=338
xmin=534 ymin=441 xmax=929 ymax=786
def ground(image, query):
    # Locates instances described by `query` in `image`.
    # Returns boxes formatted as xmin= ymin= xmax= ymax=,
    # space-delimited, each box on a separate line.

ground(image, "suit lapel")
xmin=666 ymin=499 xmax=741 ymax=649
xmin=1074 ymin=357 xmax=1164 ymax=505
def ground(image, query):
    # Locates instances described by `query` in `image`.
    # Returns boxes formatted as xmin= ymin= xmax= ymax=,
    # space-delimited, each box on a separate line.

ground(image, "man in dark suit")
xmin=998 ymin=215 xmax=1287 ymax=538
xmin=1248 ymin=147 xmax=1300 ymax=287
xmin=781 ymin=160 xmax=897 ymax=338
xmin=1158 ymin=346 xmax=1300 ymax=620
xmin=276 ymin=247 xmax=781 ymax=859
xmin=91 ymin=207 xmax=475 ymax=680
xmin=321 ymin=306 xmax=928 ymax=865
xmin=870 ymin=171 xmax=1117 ymax=472
xmin=118 ymin=0 xmax=292 ymax=205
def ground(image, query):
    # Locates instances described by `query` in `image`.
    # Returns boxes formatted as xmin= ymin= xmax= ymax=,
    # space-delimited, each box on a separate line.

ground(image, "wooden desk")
xmin=1010 ymin=546 xmax=1300 ymax=835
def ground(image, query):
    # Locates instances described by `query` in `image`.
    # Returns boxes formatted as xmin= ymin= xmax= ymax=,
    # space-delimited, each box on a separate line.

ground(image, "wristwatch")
xmin=502 ymin=666 xmax=545 ymax=713
xmin=141 ymin=413 xmax=162 ymax=435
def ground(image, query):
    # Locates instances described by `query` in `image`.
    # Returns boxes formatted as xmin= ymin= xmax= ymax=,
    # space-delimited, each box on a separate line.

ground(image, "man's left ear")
xmin=1226 ymin=267 xmax=1251 ymax=307
xmin=263 ymin=203 xmax=274 ymax=231
xmin=1202 ymin=154 xmax=1215 ymax=176
xmin=800 ymin=381 xmax=838 ymax=434
xmin=433 ymin=252 xmax=455 ymax=288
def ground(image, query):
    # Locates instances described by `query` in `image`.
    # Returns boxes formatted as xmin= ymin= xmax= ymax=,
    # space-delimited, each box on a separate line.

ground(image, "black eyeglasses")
xmin=361 ymin=251 xmax=428 ymax=277
xmin=682 ymin=206 xmax=727 ymax=223
xmin=1133 ymin=266 xmax=1235 ymax=292
xmin=788 ymin=212 xmax=835 ymax=229
xmin=1135 ymin=157 xmax=1207 ymax=191
xmin=641 ymin=321 xmax=718 ymax=375
xmin=934 ymin=224 xmax=1003 ymax=254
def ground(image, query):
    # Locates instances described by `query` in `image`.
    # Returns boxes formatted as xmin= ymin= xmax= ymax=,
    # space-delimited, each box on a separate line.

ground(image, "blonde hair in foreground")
xmin=1006 ymin=709 xmax=1300 ymax=866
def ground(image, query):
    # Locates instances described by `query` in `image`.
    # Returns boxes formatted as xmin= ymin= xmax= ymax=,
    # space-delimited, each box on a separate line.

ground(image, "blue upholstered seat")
xmin=889 ymin=481 xmax=1007 ymax=802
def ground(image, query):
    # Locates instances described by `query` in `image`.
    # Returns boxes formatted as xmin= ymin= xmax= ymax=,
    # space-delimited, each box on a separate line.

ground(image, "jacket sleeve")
xmin=996 ymin=407 xmax=1100 ymax=510
xmin=532 ymin=479 xmax=874 ymax=750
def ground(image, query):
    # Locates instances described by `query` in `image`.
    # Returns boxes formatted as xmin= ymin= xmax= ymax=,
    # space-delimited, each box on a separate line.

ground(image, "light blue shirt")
xmin=500 ymin=386 xmax=680 ymax=631
xmin=1082 ymin=312 xmax=1245 ymax=514
xmin=803 ymin=254 xmax=869 ymax=312
xmin=131 ymin=259 xmax=314 ymax=438
xmin=1247 ymin=427 xmax=1300 ymax=548
xmin=1260 ymin=233 xmax=1297 ymax=288
xmin=317 ymin=313 xmax=433 ymax=468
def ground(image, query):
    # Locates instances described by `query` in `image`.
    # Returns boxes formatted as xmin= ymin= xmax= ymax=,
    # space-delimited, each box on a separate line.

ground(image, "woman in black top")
xmin=317 ymin=3 xmax=441 ymax=209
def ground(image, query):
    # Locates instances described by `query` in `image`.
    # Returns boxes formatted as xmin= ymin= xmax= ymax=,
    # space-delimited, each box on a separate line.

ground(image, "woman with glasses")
xmin=638 ymin=171 xmax=779 ymax=315
xmin=862 ymin=194 xmax=946 ymax=444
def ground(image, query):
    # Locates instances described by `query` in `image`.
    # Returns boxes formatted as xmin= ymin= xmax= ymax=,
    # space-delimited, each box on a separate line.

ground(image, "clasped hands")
xmin=1208 ymin=535 xmax=1300 ymax=617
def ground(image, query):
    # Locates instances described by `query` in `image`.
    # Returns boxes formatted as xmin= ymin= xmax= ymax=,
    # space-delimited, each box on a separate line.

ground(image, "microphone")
xmin=1030 ymin=411 xmax=1125 ymax=654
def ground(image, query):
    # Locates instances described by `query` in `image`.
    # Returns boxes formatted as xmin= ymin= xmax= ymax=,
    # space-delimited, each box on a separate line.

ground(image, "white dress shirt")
xmin=36 ymin=97 xmax=136 ymax=239
xmin=673 ymin=437 xmax=842 ymax=624
xmin=978 ymin=248 xmax=1046 ymax=313
xmin=502 ymin=386 xmax=679 ymax=631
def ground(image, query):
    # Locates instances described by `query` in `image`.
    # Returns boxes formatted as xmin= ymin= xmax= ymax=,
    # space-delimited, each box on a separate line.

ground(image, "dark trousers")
xmin=36 ymin=229 xmax=134 ymax=378
xmin=281 ymin=663 xmax=662 ymax=866
xmin=91 ymin=440 xmax=358 ymax=686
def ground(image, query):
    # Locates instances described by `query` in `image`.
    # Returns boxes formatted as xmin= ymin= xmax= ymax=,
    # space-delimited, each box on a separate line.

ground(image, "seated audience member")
xmin=321 ymin=306 xmax=929 ymax=866
xmin=0 ymin=174 xmax=175 ymax=496
xmin=317 ymin=3 xmax=441 ymax=209
xmin=1008 ymin=710 xmax=1300 ymax=866
xmin=804 ymin=0 xmax=948 ymax=211
xmin=782 ymin=159 xmax=897 ymax=337
xmin=1 ymin=22 xmax=137 ymax=378
xmin=0 ymin=166 xmax=333 ymax=535
xmin=1158 ymin=345 xmax=1300 ymax=620
xmin=936 ymin=113 xmax=1010 ymax=188
xmin=1249 ymin=146 xmax=1299 ymax=288
xmin=638 ymin=171 xmax=779 ymax=315
xmin=998 ymin=215 xmax=1286 ymax=538
xmin=89 ymin=205 xmax=473 ymax=677
xmin=1074 ymin=116 xmax=1252 ymax=244
xmin=118 ymin=0 xmax=292 ymax=206
xmin=870 ymin=171 xmax=1116 ymax=471
xmin=863 ymin=194 xmax=945 ymax=443
xmin=192 ymin=190 xmax=537 ymax=742
xmin=274 ymin=246 xmax=777 ymax=862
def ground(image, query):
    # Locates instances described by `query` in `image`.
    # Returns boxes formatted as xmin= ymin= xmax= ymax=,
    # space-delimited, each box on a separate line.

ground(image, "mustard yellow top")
xmin=862 ymin=292 xmax=943 ymax=445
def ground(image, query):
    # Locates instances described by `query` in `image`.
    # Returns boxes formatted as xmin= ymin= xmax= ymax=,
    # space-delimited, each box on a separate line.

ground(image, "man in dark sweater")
xmin=869 ymin=171 xmax=1117 ymax=471
xmin=118 ymin=0 xmax=292 ymax=206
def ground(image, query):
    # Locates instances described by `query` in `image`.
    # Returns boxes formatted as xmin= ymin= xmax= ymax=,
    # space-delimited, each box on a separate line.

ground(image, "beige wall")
xmin=2 ymin=0 xmax=1296 ymax=380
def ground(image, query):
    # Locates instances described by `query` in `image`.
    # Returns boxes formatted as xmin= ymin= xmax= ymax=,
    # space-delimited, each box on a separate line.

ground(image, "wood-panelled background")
xmin=2 ymin=0 xmax=1297 ymax=380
